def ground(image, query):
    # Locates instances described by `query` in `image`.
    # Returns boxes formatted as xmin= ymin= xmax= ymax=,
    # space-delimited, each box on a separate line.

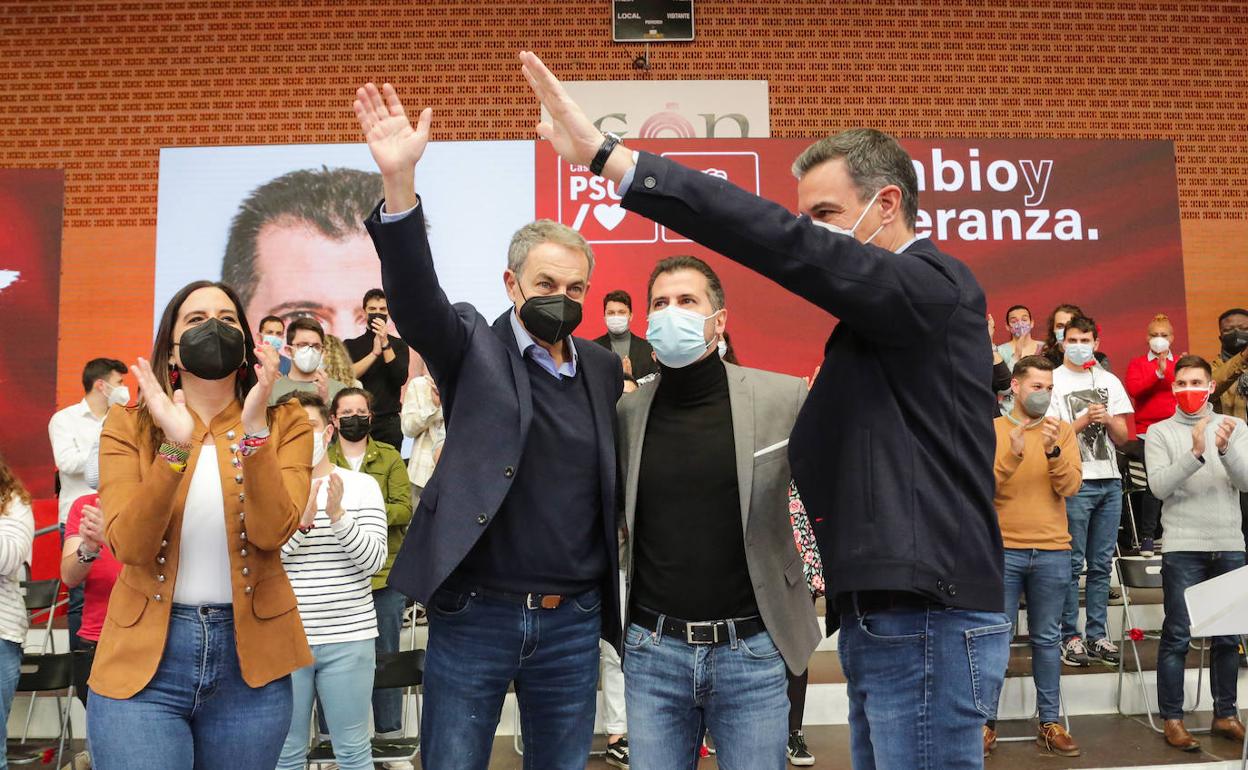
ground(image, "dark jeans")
xmin=421 ymin=587 xmax=602 ymax=770
xmin=1157 ymin=551 xmax=1246 ymax=720
xmin=58 ymin=524 xmax=86 ymax=652
xmin=371 ymin=585 xmax=407 ymax=735
xmin=838 ymin=604 xmax=1011 ymax=770
xmin=87 ymin=604 xmax=293 ymax=770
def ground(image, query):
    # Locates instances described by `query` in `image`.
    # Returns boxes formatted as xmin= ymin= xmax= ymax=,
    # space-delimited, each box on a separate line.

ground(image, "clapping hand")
xmin=242 ymin=344 xmax=280 ymax=435
xmin=324 ymin=472 xmax=345 ymax=523
xmin=131 ymin=357 xmax=194 ymax=444
xmin=1214 ymin=417 xmax=1235 ymax=455
xmin=79 ymin=504 xmax=105 ymax=551
xmin=1009 ymin=424 xmax=1027 ymax=457
xmin=1040 ymin=417 xmax=1061 ymax=453
xmin=1192 ymin=415 xmax=1210 ymax=458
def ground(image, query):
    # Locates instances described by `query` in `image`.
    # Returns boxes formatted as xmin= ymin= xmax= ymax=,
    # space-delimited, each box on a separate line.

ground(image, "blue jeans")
xmin=86 ymin=604 xmax=292 ymax=770
xmin=371 ymin=585 xmax=406 ymax=735
xmin=992 ymin=549 xmax=1068 ymax=723
xmin=623 ymin=619 xmax=789 ymax=770
xmin=421 ymin=587 xmax=602 ymax=770
xmin=59 ymin=525 xmax=87 ymax=652
xmin=1157 ymin=551 xmax=1246 ymax=720
xmin=1062 ymin=479 xmax=1121 ymax=641
xmin=0 ymin=639 xmax=22 ymax=770
xmin=838 ymin=605 xmax=1011 ymax=770
xmin=278 ymin=638 xmax=376 ymax=770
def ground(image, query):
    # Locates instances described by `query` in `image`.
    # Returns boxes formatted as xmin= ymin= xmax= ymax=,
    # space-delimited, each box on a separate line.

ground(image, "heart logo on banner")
xmin=593 ymin=204 xmax=628 ymax=231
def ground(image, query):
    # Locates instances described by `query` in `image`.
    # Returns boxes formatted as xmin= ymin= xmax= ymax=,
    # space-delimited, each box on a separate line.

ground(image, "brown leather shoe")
xmin=983 ymin=724 xmax=997 ymax=757
xmin=1164 ymin=719 xmax=1201 ymax=751
xmin=1211 ymin=715 xmax=1246 ymax=742
xmin=1037 ymin=722 xmax=1081 ymax=756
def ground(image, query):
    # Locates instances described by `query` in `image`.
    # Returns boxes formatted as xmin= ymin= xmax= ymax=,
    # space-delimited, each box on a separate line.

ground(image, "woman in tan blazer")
xmin=88 ymin=280 xmax=314 ymax=770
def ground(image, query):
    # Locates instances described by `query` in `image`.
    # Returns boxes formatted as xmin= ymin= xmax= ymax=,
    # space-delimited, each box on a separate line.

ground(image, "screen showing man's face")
xmin=245 ymin=222 xmax=380 ymax=341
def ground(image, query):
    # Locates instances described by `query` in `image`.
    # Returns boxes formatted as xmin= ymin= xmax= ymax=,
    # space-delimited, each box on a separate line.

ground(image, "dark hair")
xmin=221 ymin=167 xmax=383 ymax=308
xmin=286 ymin=317 xmax=326 ymax=345
xmin=331 ymin=386 xmax=374 ymax=416
xmin=1005 ymin=305 xmax=1031 ymax=320
xmin=142 ymin=281 xmax=259 ymax=449
xmin=81 ymin=358 xmax=127 ymax=395
xmin=362 ymin=289 xmax=386 ymax=308
xmin=1042 ymin=303 xmax=1085 ymax=353
xmin=1218 ymin=308 xmax=1248 ymax=326
xmin=1174 ymin=354 xmax=1213 ymax=379
xmin=1012 ymin=354 xmax=1055 ymax=381
xmin=276 ymin=389 xmax=330 ymax=425
xmin=647 ymin=256 xmax=725 ymax=311
xmin=0 ymin=452 xmax=31 ymax=511
xmin=258 ymin=315 xmax=285 ymax=333
xmin=603 ymin=290 xmax=632 ymax=312
xmin=1065 ymin=315 xmax=1098 ymax=339
xmin=791 ymin=128 xmax=920 ymax=229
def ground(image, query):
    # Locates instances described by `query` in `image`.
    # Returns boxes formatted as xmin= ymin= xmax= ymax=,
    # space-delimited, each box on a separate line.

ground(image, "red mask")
xmin=1174 ymin=387 xmax=1211 ymax=415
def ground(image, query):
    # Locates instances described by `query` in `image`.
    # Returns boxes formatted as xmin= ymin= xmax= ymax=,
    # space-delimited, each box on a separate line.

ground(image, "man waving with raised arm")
xmin=353 ymin=82 xmax=624 ymax=770
xmin=520 ymin=52 xmax=1010 ymax=770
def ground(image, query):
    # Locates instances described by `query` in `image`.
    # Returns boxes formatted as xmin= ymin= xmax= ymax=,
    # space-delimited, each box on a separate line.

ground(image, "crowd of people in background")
xmin=0 ymin=60 xmax=1243 ymax=770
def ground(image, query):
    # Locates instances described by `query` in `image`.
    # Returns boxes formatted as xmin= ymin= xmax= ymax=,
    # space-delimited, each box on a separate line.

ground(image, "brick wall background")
xmin=1 ymin=0 xmax=1245 ymax=404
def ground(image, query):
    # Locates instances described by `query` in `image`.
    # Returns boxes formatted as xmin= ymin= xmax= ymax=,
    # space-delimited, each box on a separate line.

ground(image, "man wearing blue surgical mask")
xmin=258 ymin=315 xmax=292 ymax=376
xmin=1045 ymin=315 xmax=1133 ymax=669
xmin=616 ymin=256 xmax=819 ymax=769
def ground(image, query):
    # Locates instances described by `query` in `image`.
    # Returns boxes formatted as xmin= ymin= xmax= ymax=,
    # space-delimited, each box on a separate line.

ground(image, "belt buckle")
xmin=685 ymin=621 xmax=720 ymax=645
xmin=526 ymin=593 xmax=563 ymax=610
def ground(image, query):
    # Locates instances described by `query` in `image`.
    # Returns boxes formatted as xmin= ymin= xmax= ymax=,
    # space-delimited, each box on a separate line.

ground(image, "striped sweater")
xmin=281 ymin=468 xmax=388 ymax=645
xmin=0 ymin=497 xmax=34 ymax=646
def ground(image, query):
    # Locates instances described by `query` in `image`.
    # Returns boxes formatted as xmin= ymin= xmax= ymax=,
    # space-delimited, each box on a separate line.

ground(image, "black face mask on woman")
xmin=337 ymin=415 xmax=373 ymax=443
xmin=176 ymin=318 xmax=246 ymax=381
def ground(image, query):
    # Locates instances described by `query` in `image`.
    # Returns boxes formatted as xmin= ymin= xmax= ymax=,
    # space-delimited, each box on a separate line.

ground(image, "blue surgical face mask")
xmin=263 ymin=334 xmax=284 ymax=352
xmin=646 ymin=306 xmax=721 ymax=368
xmin=1065 ymin=342 xmax=1095 ymax=367
xmin=1054 ymin=327 xmax=1066 ymax=344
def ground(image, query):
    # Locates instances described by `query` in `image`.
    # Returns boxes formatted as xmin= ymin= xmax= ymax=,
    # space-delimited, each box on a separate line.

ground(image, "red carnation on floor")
xmin=1129 ymin=627 xmax=1145 ymax=642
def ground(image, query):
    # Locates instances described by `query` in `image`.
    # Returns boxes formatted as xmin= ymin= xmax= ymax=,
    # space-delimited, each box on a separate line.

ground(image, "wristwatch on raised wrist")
xmin=590 ymin=132 xmax=622 ymax=176
xmin=1045 ymin=445 xmax=1062 ymax=459
xmin=76 ymin=544 xmax=99 ymax=564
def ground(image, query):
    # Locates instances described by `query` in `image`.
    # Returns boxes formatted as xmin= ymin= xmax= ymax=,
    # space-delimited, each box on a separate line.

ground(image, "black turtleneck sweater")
xmin=631 ymin=354 xmax=758 ymax=621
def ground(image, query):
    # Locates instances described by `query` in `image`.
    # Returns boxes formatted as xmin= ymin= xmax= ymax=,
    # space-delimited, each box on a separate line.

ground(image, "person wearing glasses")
xmin=269 ymin=317 xmax=348 ymax=406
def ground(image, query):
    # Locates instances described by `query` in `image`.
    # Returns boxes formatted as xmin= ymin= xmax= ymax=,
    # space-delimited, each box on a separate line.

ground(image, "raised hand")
xmin=324 ymin=472 xmax=346 ymax=523
xmin=313 ymin=369 xmax=330 ymax=402
xmin=1192 ymin=415 xmax=1210 ymax=458
xmin=987 ymin=314 xmax=996 ymax=342
xmin=79 ymin=504 xmax=105 ymax=549
xmin=353 ymin=82 xmax=431 ymax=212
xmin=1009 ymin=424 xmax=1027 ymax=457
xmin=242 ymin=344 xmax=280 ymax=435
xmin=519 ymin=51 xmax=635 ymax=182
xmin=621 ymin=356 xmax=633 ymax=377
xmin=132 ymin=357 xmax=194 ymax=444
xmin=1215 ymin=417 xmax=1235 ymax=454
xmin=302 ymin=477 xmax=324 ymax=528
xmin=1041 ymin=417 xmax=1061 ymax=453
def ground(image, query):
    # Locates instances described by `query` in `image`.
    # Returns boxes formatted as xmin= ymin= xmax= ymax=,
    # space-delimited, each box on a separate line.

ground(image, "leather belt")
xmin=632 ymin=606 xmax=767 ymax=646
xmin=444 ymin=585 xmax=571 ymax=610
xmin=835 ymin=590 xmax=940 ymax=616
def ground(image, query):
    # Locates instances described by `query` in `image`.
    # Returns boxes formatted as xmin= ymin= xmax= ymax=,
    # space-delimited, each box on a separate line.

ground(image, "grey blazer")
xmin=617 ymin=361 xmax=822 ymax=674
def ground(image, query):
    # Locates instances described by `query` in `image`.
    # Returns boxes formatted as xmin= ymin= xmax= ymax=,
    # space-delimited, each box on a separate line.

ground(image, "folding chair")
xmin=1115 ymin=556 xmax=1209 ymax=733
xmin=1119 ymin=455 xmax=1150 ymax=551
xmin=305 ymin=622 xmax=424 ymax=767
xmin=6 ymin=652 xmax=80 ymax=768
xmin=22 ymin=579 xmax=64 ymax=655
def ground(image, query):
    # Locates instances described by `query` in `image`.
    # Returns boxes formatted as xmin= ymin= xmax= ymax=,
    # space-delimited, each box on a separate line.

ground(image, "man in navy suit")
xmin=521 ymin=52 xmax=1010 ymax=770
xmin=353 ymin=82 xmax=623 ymax=770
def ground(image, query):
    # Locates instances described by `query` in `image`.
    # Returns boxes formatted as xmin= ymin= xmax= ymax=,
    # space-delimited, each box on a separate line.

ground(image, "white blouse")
xmin=0 ymin=497 xmax=34 ymax=645
xmin=173 ymin=444 xmax=233 ymax=605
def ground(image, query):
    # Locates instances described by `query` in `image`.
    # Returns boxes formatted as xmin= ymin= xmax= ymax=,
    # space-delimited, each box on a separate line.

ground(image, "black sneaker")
xmin=605 ymin=737 xmax=629 ymax=769
xmin=787 ymin=730 xmax=815 ymax=766
xmin=1139 ymin=538 xmax=1155 ymax=557
xmin=1061 ymin=636 xmax=1092 ymax=667
xmin=1088 ymin=637 xmax=1120 ymax=665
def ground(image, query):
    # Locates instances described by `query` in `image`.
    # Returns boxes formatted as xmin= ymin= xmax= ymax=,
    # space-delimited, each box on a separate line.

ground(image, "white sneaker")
xmin=382 ymin=762 xmax=415 ymax=770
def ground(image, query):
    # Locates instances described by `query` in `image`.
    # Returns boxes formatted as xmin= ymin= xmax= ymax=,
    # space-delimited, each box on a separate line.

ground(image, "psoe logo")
xmin=658 ymin=152 xmax=760 ymax=243
xmin=592 ymin=102 xmax=753 ymax=139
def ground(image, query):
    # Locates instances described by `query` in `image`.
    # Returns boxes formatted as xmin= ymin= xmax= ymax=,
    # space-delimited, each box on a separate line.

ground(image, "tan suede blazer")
xmin=91 ymin=399 xmax=314 ymax=698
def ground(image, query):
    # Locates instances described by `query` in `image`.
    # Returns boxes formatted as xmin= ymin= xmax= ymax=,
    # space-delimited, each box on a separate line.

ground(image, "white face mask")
xmin=810 ymin=190 xmax=883 ymax=245
xmin=312 ymin=430 xmax=327 ymax=466
xmin=1149 ymin=335 xmax=1171 ymax=355
xmin=604 ymin=315 xmax=630 ymax=335
xmin=292 ymin=346 xmax=323 ymax=374
xmin=717 ymin=338 xmax=728 ymax=358
xmin=106 ymin=383 xmax=131 ymax=407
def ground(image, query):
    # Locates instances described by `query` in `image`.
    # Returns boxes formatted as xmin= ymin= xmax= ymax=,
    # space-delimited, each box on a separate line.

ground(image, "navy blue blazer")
xmin=620 ymin=153 xmax=1003 ymax=629
xmin=363 ymin=202 xmax=624 ymax=646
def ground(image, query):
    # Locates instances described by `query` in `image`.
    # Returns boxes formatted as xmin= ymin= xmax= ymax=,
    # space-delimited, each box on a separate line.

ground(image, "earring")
xmin=169 ymin=365 xmax=180 ymax=387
